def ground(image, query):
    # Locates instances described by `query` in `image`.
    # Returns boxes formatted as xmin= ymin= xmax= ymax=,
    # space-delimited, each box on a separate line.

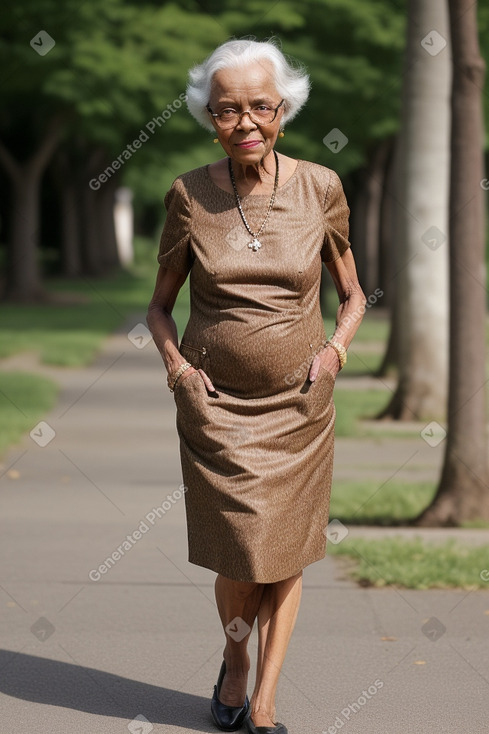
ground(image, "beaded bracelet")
xmin=325 ymin=338 xmax=347 ymax=370
xmin=167 ymin=362 xmax=192 ymax=392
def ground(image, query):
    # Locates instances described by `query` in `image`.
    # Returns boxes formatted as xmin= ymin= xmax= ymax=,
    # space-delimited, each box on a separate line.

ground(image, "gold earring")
xmin=278 ymin=129 xmax=285 ymax=138
xmin=213 ymin=138 xmax=219 ymax=144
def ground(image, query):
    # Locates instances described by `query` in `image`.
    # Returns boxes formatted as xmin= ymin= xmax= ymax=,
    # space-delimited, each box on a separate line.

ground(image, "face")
xmin=207 ymin=61 xmax=284 ymax=165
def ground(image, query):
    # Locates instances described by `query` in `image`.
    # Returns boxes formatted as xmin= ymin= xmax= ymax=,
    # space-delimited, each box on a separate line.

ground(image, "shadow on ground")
xmin=0 ymin=649 xmax=216 ymax=731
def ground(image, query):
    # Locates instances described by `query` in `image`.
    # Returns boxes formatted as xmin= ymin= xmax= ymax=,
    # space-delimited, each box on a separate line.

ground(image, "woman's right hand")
xmin=177 ymin=365 xmax=216 ymax=393
xmin=177 ymin=365 xmax=197 ymax=384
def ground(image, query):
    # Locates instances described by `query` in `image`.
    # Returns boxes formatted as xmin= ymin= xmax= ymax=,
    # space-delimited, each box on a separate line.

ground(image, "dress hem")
xmin=187 ymin=548 xmax=327 ymax=584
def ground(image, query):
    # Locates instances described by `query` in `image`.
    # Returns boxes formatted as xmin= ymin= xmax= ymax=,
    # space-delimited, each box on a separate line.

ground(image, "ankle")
xmin=250 ymin=693 xmax=276 ymax=716
xmin=223 ymin=648 xmax=250 ymax=676
xmin=250 ymin=710 xmax=276 ymax=728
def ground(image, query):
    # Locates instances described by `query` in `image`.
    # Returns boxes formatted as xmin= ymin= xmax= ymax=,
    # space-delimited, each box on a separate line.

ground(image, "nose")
xmin=236 ymin=111 xmax=257 ymax=131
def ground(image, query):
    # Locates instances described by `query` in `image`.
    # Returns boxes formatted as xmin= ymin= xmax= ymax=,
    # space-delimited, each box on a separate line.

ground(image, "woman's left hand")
xmin=308 ymin=345 xmax=340 ymax=383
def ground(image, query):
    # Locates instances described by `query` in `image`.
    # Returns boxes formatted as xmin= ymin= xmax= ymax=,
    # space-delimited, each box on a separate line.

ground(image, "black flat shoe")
xmin=211 ymin=660 xmax=250 ymax=732
xmin=245 ymin=714 xmax=288 ymax=734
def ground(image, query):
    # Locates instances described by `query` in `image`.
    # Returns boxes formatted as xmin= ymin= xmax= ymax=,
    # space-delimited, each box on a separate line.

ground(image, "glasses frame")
xmin=206 ymin=99 xmax=285 ymax=130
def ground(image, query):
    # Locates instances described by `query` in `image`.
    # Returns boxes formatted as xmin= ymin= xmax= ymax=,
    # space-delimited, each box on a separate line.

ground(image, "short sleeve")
xmin=157 ymin=177 xmax=192 ymax=274
xmin=321 ymin=170 xmax=351 ymax=263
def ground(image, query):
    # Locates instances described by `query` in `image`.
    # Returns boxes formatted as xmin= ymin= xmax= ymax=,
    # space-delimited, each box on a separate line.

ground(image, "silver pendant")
xmin=248 ymin=238 xmax=262 ymax=252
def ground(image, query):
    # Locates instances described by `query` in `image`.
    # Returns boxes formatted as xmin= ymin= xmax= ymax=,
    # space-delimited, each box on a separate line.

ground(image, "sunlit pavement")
xmin=1 ymin=317 xmax=488 ymax=733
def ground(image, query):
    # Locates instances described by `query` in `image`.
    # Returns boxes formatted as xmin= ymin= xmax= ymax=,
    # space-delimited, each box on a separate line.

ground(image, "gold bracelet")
xmin=326 ymin=338 xmax=347 ymax=370
xmin=168 ymin=362 xmax=192 ymax=392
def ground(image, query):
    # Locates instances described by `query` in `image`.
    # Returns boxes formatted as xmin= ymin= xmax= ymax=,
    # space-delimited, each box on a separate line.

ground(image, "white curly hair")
xmin=186 ymin=38 xmax=310 ymax=132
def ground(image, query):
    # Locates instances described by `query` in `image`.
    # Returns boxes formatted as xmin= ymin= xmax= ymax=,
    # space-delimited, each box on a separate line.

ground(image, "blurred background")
xmin=0 ymin=0 xmax=488 ymax=529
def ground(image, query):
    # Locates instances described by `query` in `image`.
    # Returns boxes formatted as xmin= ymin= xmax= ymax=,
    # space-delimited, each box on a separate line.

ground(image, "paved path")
xmin=1 ymin=317 xmax=488 ymax=733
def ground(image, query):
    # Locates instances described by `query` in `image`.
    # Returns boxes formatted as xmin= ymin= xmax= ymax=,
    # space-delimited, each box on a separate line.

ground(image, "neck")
xmin=232 ymin=150 xmax=277 ymax=185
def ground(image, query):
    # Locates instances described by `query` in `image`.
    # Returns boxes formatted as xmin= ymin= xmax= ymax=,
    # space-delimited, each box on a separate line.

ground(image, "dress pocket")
xmin=174 ymin=368 xmax=201 ymax=393
xmin=319 ymin=365 xmax=336 ymax=394
xmin=297 ymin=362 xmax=335 ymax=419
xmin=309 ymin=364 xmax=336 ymax=393
xmin=174 ymin=369 xmax=211 ymax=430
xmin=180 ymin=342 xmax=211 ymax=375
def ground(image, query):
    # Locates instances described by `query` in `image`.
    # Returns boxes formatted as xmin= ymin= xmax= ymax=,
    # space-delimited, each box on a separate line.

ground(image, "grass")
xmin=349 ymin=315 xmax=389 ymax=344
xmin=328 ymin=480 xmax=489 ymax=589
xmin=333 ymin=388 xmax=390 ymax=436
xmin=330 ymin=479 xmax=436 ymax=525
xmin=328 ymin=536 xmax=489 ymax=590
xmin=342 ymin=350 xmax=383 ymax=376
xmin=330 ymin=478 xmax=489 ymax=529
xmin=322 ymin=284 xmax=389 ymax=344
xmin=0 ymin=269 xmax=158 ymax=367
xmin=0 ymin=373 xmax=59 ymax=456
xmin=0 ymin=248 xmax=164 ymax=458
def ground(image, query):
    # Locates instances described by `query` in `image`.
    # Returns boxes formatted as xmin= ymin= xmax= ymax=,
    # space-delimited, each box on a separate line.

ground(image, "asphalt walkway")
xmin=1 ymin=316 xmax=488 ymax=733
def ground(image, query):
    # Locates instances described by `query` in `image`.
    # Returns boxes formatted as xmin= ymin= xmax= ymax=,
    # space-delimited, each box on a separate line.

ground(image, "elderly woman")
xmin=147 ymin=38 xmax=365 ymax=734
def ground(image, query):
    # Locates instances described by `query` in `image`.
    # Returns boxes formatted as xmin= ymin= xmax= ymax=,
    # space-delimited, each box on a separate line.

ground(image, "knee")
xmin=266 ymin=570 xmax=303 ymax=593
xmin=233 ymin=581 xmax=261 ymax=600
xmin=216 ymin=574 xmax=262 ymax=601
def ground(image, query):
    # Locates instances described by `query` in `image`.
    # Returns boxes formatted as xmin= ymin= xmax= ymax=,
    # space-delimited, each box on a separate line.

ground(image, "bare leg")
xmin=250 ymin=571 xmax=303 ymax=728
xmin=214 ymin=574 xmax=265 ymax=706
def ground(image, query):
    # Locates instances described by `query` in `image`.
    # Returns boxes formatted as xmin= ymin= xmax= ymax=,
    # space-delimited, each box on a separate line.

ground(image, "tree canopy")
xmin=0 ymin=0 xmax=487 ymax=277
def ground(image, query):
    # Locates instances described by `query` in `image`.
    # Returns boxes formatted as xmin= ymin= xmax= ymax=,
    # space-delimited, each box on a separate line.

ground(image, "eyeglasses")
xmin=206 ymin=99 xmax=284 ymax=130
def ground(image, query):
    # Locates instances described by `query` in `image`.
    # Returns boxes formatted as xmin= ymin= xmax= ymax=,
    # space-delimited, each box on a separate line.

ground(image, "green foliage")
xmin=0 ymin=0 xmax=408 ymax=183
xmin=1 ymin=0 xmax=487 ymax=266
xmin=0 ymin=0 xmax=226 ymax=154
xmin=275 ymin=0 xmax=406 ymax=170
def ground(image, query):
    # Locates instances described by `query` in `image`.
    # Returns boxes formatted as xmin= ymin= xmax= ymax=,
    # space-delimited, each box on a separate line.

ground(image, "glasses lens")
xmin=217 ymin=114 xmax=239 ymax=129
xmin=249 ymin=108 xmax=275 ymax=125
xmin=216 ymin=107 xmax=277 ymax=129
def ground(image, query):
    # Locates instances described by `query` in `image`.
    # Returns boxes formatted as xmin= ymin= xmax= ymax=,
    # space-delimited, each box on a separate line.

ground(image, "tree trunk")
xmin=350 ymin=172 xmax=369 ymax=295
xmin=363 ymin=139 xmax=392 ymax=298
xmin=6 ymin=173 xmax=45 ymax=301
xmin=379 ymin=0 xmax=451 ymax=420
xmin=377 ymin=136 xmax=397 ymax=310
xmin=80 ymin=148 xmax=106 ymax=275
xmin=81 ymin=184 xmax=104 ymax=275
xmin=376 ymin=136 xmax=400 ymax=378
xmin=61 ymin=182 xmax=82 ymax=277
xmin=376 ymin=298 xmax=400 ymax=380
xmin=52 ymin=150 xmax=82 ymax=277
xmin=79 ymin=147 xmax=121 ymax=276
xmin=0 ymin=118 xmax=62 ymax=302
xmin=416 ymin=0 xmax=489 ymax=525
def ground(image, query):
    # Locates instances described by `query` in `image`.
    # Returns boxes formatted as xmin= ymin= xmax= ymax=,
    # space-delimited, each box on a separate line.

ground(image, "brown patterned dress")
xmin=157 ymin=159 xmax=351 ymax=583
